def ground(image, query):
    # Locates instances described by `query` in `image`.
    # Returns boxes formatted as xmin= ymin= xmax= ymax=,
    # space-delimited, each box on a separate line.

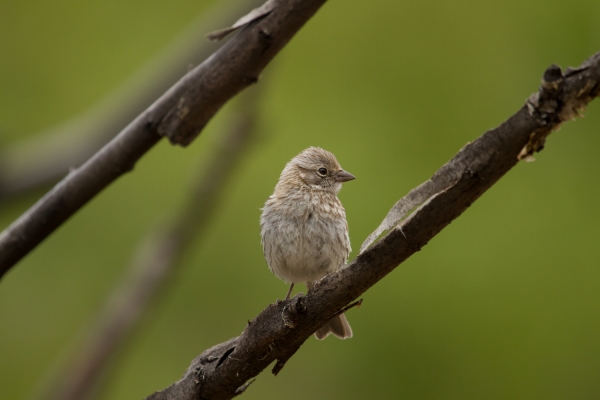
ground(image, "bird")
xmin=260 ymin=147 xmax=355 ymax=340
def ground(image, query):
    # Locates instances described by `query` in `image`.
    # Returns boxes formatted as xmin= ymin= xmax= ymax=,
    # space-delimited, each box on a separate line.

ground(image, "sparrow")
xmin=260 ymin=147 xmax=355 ymax=339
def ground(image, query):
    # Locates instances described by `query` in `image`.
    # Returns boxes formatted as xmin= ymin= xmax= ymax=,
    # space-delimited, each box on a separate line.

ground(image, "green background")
xmin=2 ymin=0 xmax=600 ymax=399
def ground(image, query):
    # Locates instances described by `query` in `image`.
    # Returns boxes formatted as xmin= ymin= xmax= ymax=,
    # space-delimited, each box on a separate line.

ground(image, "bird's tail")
xmin=314 ymin=313 xmax=353 ymax=340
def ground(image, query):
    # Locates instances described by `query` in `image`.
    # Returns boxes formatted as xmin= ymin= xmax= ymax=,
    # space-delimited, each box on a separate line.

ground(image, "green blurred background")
xmin=2 ymin=0 xmax=600 ymax=399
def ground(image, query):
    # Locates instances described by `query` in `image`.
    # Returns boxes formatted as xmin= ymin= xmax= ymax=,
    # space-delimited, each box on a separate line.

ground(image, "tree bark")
xmin=145 ymin=53 xmax=600 ymax=400
xmin=0 ymin=0 xmax=264 ymax=201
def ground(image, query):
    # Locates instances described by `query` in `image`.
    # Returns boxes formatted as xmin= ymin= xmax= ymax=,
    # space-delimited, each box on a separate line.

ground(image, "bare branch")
xmin=34 ymin=87 xmax=262 ymax=400
xmin=0 ymin=0 xmax=329 ymax=279
xmin=0 ymin=0 xmax=264 ymax=201
xmin=359 ymin=63 xmax=597 ymax=253
xmin=145 ymin=53 xmax=600 ymax=400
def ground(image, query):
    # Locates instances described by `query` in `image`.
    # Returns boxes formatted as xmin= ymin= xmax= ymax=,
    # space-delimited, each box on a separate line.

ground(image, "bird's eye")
xmin=317 ymin=167 xmax=328 ymax=176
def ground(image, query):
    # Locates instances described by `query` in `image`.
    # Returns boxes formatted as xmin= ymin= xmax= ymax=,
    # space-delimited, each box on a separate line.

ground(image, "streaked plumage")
xmin=260 ymin=147 xmax=355 ymax=340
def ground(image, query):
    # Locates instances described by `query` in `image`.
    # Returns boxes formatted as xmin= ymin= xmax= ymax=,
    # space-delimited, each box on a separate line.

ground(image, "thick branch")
xmin=0 ymin=0 xmax=263 ymax=201
xmin=0 ymin=0 xmax=328 ymax=279
xmin=145 ymin=53 xmax=600 ymax=400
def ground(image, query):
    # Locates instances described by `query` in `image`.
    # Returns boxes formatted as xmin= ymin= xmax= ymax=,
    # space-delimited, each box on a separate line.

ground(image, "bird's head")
xmin=278 ymin=147 xmax=355 ymax=194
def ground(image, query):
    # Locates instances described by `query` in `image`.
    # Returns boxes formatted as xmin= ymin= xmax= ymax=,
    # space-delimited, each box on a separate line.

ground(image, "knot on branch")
xmin=282 ymin=297 xmax=304 ymax=328
xmin=199 ymin=355 xmax=219 ymax=364
xmin=526 ymin=64 xmax=565 ymax=128
xmin=520 ymin=62 xmax=599 ymax=160
xmin=522 ymin=64 xmax=565 ymax=160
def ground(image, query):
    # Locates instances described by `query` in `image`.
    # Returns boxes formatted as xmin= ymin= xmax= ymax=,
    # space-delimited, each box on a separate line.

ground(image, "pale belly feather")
xmin=261 ymin=191 xmax=350 ymax=284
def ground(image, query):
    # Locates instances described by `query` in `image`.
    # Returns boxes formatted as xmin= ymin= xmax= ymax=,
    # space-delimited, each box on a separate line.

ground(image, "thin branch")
xmin=0 ymin=0 xmax=264 ymax=201
xmin=144 ymin=53 xmax=600 ymax=400
xmin=34 ymin=87 xmax=262 ymax=400
xmin=0 ymin=0 xmax=329 ymax=279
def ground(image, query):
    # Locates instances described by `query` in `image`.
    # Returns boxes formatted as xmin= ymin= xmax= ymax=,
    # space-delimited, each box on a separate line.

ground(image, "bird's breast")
xmin=260 ymin=191 xmax=349 ymax=284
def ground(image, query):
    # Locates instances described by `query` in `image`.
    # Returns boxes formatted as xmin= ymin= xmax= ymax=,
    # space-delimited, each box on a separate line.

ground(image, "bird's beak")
xmin=335 ymin=170 xmax=356 ymax=182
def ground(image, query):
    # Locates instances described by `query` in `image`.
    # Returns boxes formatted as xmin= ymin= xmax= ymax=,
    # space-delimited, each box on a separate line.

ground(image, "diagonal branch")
xmin=0 ymin=0 xmax=264 ymax=201
xmin=145 ymin=52 xmax=600 ymax=400
xmin=0 ymin=0 xmax=329 ymax=279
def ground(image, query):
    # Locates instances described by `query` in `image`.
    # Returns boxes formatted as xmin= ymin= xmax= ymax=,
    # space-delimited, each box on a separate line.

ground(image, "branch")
xmin=0 ymin=0 xmax=329 ymax=279
xmin=0 ymin=0 xmax=264 ymax=201
xmin=34 ymin=87 xmax=262 ymax=400
xmin=145 ymin=53 xmax=600 ymax=400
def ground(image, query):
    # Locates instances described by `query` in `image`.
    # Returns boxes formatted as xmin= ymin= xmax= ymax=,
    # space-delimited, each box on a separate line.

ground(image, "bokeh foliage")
xmin=1 ymin=0 xmax=600 ymax=399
